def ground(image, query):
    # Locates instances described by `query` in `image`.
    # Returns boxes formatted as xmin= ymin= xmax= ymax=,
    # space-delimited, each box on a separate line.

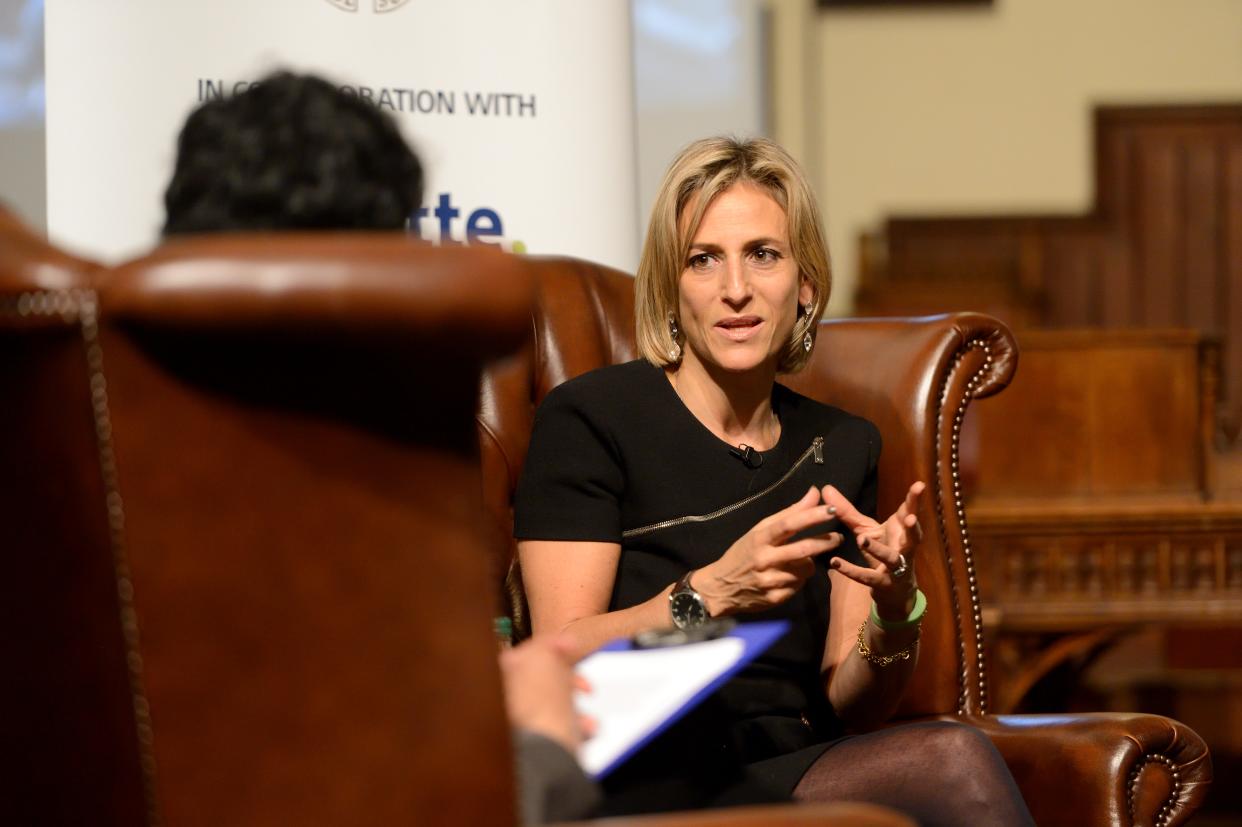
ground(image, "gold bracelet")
xmin=856 ymin=620 xmax=919 ymax=667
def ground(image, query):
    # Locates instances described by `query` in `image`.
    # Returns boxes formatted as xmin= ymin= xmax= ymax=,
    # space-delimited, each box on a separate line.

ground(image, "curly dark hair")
xmin=163 ymin=72 xmax=423 ymax=234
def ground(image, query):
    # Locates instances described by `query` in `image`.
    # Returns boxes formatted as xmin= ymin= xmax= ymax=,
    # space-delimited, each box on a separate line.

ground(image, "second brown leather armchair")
xmin=477 ymin=257 xmax=1213 ymax=827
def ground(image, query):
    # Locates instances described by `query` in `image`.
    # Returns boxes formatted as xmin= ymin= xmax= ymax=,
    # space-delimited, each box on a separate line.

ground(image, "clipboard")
xmin=573 ymin=620 xmax=790 ymax=778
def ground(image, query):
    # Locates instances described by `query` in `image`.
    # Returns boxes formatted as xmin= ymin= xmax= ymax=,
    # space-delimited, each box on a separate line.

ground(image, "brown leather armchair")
xmin=94 ymin=234 xmax=536 ymax=826
xmin=477 ymin=257 xmax=1214 ymax=827
xmin=2 ymin=229 xmax=524 ymax=825
xmin=3 ymin=225 xmax=912 ymax=827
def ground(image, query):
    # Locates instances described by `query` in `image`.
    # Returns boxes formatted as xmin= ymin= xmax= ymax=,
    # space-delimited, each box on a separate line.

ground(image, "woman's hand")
xmin=694 ymin=486 xmax=843 ymax=616
xmin=821 ymin=482 xmax=925 ymax=620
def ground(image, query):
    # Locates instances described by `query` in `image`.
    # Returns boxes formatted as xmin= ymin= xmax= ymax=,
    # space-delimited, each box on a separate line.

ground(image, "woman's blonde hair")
xmin=635 ymin=136 xmax=831 ymax=374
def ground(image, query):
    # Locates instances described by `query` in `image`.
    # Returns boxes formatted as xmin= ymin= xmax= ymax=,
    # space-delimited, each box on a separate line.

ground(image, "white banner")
xmin=45 ymin=0 xmax=639 ymax=271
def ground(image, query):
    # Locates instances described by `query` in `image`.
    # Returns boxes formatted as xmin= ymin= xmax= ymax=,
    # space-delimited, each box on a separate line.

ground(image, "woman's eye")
xmin=689 ymin=253 xmax=713 ymax=269
xmin=752 ymin=247 xmax=779 ymax=263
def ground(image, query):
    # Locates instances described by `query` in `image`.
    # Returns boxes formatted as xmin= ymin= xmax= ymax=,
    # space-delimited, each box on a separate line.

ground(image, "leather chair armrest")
xmin=559 ymin=802 xmax=914 ymax=827
xmin=952 ymin=712 xmax=1212 ymax=827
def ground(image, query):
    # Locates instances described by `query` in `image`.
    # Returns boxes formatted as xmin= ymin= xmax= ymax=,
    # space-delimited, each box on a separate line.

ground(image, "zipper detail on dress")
xmin=622 ymin=436 xmax=826 ymax=539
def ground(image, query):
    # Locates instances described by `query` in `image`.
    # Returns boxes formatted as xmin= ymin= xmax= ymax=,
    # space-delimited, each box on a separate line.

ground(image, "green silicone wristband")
xmin=870 ymin=587 xmax=927 ymax=630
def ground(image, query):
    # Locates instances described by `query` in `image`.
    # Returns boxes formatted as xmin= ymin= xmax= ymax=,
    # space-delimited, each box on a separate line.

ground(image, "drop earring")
xmin=668 ymin=313 xmax=682 ymax=361
xmin=802 ymin=300 xmax=815 ymax=352
xmin=803 ymin=330 xmax=813 ymax=353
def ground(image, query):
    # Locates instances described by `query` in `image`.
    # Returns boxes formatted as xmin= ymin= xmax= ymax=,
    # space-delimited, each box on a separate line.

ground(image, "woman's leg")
xmin=793 ymin=721 xmax=1034 ymax=827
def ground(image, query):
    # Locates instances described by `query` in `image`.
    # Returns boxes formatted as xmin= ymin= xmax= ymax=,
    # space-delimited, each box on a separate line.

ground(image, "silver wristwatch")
xmin=669 ymin=570 xmax=710 ymax=630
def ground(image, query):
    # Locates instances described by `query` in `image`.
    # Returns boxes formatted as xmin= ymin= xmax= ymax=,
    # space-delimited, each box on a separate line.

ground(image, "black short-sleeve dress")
xmin=514 ymin=359 xmax=881 ymax=815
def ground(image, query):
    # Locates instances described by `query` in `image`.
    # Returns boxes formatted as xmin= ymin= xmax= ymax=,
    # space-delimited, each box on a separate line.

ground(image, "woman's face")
xmin=676 ymin=181 xmax=811 ymax=377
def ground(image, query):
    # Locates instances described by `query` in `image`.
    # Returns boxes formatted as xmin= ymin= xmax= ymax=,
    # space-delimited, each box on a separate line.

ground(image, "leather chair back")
xmin=0 ymin=210 xmax=148 ymax=825
xmin=97 ymin=234 xmax=531 ymax=826
xmin=784 ymin=316 xmax=1013 ymax=716
xmin=6 ymin=229 xmax=532 ymax=826
xmin=477 ymin=258 xmax=1016 ymax=719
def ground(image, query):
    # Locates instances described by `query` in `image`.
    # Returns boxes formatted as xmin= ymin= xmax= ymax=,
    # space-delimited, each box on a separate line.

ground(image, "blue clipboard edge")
xmin=587 ymin=619 xmax=791 ymax=779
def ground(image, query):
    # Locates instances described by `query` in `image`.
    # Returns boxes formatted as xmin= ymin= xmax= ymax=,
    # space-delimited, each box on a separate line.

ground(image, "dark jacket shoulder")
xmin=775 ymin=382 xmax=882 ymax=457
xmin=536 ymin=359 xmax=662 ymax=415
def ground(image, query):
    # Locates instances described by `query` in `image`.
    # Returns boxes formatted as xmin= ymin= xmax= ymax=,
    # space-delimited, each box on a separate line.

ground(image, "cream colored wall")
xmin=806 ymin=0 xmax=1242 ymax=315
xmin=766 ymin=0 xmax=818 ymax=176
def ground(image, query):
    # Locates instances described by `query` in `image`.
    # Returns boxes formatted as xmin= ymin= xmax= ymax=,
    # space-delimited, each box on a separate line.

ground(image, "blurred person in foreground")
xmin=163 ymin=71 xmax=421 ymax=234
xmin=162 ymin=70 xmax=598 ymax=823
xmin=514 ymin=136 xmax=1035 ymax=825
xmin=501 ymin=634 xmax=601 ymax=823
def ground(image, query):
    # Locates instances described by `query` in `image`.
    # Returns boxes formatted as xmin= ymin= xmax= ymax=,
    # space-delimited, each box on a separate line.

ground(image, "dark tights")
xmin=793 ymin=721 xmax=1035 ymax=827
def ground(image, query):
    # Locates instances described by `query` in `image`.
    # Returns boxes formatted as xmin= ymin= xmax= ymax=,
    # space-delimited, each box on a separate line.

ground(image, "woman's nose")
xmin=721 ymin=257 xmax=752 ymax=304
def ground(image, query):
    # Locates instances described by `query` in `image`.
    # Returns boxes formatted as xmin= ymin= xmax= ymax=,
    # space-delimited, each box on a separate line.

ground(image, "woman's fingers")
xmin=762 ymin=493 xmax=837 ymax=545
xmin=859 ymin=545 xmax=884 ymax=571
xmin=891 ymin=482 xmax=926 ymax=542
xmin=794 ymin=485 xmax=821 ymax=509
xmin=859 ymin=533 xmax=903 ymax=569
xmin=730 ymin=481 xmax=929 ymax=608
xmin=774 ymin=533 xmax=842 ymax=565
xmin=829 ymin=556 xmax=885 ymax=588
xmin=710 ymin=489 xmax=835 ymax=613
xmin=761 ymin=559 xmax=814 ymax=588
xmin=897 ymin=481 xmax=926 ymax=521
xmin=749 ymin=532 xmax=839 ymax=604
xmin=904 ymin=511 xmax=924 ymax=543
xmin=820 ymin=485 xmax=877 ymax=532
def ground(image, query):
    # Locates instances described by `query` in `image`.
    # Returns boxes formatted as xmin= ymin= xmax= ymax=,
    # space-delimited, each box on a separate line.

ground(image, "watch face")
xmin=671 ymin=591 xmax=708 ymax=629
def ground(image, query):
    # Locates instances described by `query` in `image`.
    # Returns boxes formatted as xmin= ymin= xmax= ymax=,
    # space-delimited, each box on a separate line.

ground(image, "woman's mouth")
xmin=715 ymin=316 xmax=764 ymax=341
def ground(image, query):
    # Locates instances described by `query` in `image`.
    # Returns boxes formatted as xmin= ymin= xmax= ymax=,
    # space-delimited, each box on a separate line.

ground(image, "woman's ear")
xmin=799 ymin=276 xmax=815 ymax=309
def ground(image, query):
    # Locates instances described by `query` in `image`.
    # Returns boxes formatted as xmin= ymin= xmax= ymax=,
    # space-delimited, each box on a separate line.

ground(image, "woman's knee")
xmin=917 ymin=721 xmax=996 ymax=755
xmin=918 ymin=722 xmax=1012 ymax=792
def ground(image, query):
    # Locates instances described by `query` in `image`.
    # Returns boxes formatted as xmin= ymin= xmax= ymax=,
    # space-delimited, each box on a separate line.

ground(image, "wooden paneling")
xmin=976 ymin=503 xmax=1242 ymax=714
xmin=1134 ymin=137 xmax=1179 ymax=326
xmin=858 ymin=103 xmax=1242 ymax=442
xmin=1226 ymin=143 xmax=1242 ymax=439
xmin=1183 ymin=139 xmax=1220 ymax=333
xmin=970 ymin=329 xmax=1214 ymax=500
xmin=949 ymin=324 xmax=1233 ymax=721
xmin=860 ymin=109 xmax=1242 ymax=808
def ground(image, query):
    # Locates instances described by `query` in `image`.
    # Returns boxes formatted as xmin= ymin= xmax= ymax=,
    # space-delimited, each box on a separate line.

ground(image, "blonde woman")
xmin=515 ymin=137 xmax=1032 ymax=824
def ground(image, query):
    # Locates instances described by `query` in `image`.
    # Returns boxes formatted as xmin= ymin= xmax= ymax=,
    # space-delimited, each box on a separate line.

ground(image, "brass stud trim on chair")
xmin=79 ymin=293 xmax=164 ymax=827
xmin=1127 ymin=753 xmax=1184 ymax=827
xmin=5 ymin=290 xmax=163 ymax=827
xmin=936 ymin=338 xmax=993 ymax=714
xmin=3 ymin=288 xmax=82 ymax=320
